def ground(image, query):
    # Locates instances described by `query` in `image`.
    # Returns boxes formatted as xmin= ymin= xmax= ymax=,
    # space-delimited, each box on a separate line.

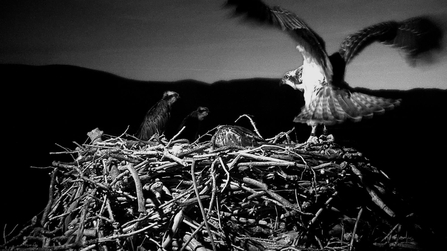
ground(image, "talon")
xmin=322 ymin=125 xmax=329 ymax=136
xmin=319 ymin=134 xmax=334 ymax=142
xmin=307 ymin=135 xmax=319 ymax=144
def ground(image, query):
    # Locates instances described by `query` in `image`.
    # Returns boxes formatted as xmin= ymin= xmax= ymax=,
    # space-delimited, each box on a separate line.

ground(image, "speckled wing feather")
xmin=226 ymin=0 xmax=333 ymax=81
xmin=339 ymin=16 xmax=443 ymax=65
xmin=211 ymin=125 xmax=265 ymax=148
xmin=293 ymin=86 xmax=400 ymax=125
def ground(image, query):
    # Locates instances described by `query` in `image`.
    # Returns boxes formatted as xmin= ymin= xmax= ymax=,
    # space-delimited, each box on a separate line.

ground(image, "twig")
xmin=4 ymin=126 xmax=421 ymax=251
xmin=308 ymin=192 xmax=337 ymax=228
xmin=349 ymin=207 xmax=363 ymax=251
xmin=162 ymin=209 xmax=184 ymax=249
xmin=125 ymin=163 xmax=146 ymax=213
xmin=41 ymin=168 xmax=58 ymax=226
xmin=182 ymin=232 xmax=209 ymax=251
xmin=218 ymin=157 xmax=230 ymax=193
xmin=350 ymin=164 xmax=395 ymax=217
xmin=164 ymin=149 xmax=187 ymax=166
xmin=191 ymin=160 xmax=217 ymax=251
xmin=235 ymin=114 xmax=263 ymax=139
xmin=208 ymin=160 xmax=218 ymax=216
xmin=229 ymin=151 xmax=297 ymax=165
xmin=179 ymin=223 xmax=205 ymax=251
xmin=167 ymin=126 xmax=186 ymax=147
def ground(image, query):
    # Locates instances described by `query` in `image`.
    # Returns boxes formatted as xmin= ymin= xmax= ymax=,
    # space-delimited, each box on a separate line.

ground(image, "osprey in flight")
xmin=136 ymin=91 xmax=179 ymax=141
xmin=227 ymin=0 xmax=443 ymax=142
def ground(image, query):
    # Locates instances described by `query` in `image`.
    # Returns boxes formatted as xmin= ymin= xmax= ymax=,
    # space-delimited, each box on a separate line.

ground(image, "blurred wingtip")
xmin=223 ymin=0 xmax=276 ymax=27
xmin=404 ymin=14 xmax=447 ymax=67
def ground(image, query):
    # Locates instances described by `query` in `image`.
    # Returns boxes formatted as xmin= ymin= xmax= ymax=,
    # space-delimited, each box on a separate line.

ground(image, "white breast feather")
xmin=301 ymin=60 xmax=326 ymax=107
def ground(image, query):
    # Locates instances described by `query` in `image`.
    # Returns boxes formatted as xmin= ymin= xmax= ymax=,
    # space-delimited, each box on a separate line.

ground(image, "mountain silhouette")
xmin=1 ymin=64 xmax=446 ymax=242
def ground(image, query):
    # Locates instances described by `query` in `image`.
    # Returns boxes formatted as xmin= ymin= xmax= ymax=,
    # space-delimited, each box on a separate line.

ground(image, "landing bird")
xmin=136 ymin=91 xmax=179 ymax=141
xmin=178 ymin=106 xmax=210 ymax=142
xmin=227 ymin=0 xmax=443 ymax=142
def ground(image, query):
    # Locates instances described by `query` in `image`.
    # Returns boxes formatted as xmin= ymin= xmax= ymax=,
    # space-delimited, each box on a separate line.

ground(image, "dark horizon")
xmin=1 ymin=64 xmax=446 ymax=243
xmin=4 ymin=63 xmax=447 ymax=91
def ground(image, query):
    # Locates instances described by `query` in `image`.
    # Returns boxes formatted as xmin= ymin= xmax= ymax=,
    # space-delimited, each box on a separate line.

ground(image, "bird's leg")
xmin=320 ymin=125 xmax=334 ymax=142
xmin=306 ymin=124 xmax=319 ymax=144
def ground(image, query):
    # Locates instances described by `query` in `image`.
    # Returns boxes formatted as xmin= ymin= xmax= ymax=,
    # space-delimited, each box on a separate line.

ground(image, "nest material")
xmin=2 ymin=127 xmax=427 ymax=251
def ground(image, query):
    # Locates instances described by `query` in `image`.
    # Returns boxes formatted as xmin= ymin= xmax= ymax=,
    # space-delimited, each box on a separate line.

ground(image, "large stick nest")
xmin=2 ymin=124 xmax=430 ymax=251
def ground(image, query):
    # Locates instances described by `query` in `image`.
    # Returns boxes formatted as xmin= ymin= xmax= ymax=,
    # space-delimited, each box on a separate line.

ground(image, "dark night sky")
xmin=1 ymin=1 xmax=447 ymax=244
xmin=1 ymin=0 xmax=447 ymax=89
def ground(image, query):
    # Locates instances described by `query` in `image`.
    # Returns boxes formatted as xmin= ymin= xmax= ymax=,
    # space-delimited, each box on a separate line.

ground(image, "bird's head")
xmin=281 ymin=66 xmax=304 ymax=91
xmin=162 ymin=91 xmax=180 ymax=105
xmin=196 ymin=106 xmax=210 ymax=121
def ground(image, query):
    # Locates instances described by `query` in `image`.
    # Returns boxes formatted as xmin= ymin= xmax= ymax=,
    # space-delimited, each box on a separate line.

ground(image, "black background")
xmin=1 ymin=64 xmax=446 ymax=243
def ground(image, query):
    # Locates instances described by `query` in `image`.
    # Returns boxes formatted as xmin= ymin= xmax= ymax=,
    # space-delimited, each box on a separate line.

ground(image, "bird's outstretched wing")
xmin=293 ymin=85 xmax=400 ymax=125
xmin=226 ymin=0 xmax=333 ymax=81
xmin=339 ymin=16 xmax=443 ymax=65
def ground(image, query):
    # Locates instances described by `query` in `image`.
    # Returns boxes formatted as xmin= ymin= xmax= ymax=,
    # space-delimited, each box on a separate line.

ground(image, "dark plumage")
xmin=177 ymin=106 xmax=210 ymax=142
xmin=136 ymin=91 xmax=179 ymax=141
xmin=227 ymin=0 xmax=443 ymax=142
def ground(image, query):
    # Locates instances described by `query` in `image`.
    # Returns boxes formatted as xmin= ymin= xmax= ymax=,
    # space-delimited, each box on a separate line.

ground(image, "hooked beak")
xmin=280 ymin=76 xmax=299 ymax=90
xmin=280 ymin=67 xmax=303 ymax=91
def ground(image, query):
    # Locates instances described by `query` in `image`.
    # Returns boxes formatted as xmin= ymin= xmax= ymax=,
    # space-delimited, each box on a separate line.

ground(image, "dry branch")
xmin=1 ymin=126 xmax=430 ymax=251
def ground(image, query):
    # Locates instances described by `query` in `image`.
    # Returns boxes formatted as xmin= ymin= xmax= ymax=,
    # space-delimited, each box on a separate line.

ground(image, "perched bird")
xmin=136 ymin=91 xmax=179 ymax=141
xmin=177 ymin=106 xmax=210 ymax=142
xmin=227 ymin=0 xmax=443 ymax=142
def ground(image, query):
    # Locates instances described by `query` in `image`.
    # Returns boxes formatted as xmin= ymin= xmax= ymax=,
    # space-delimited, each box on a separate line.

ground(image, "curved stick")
xmin=349 ymin=207 xmax=363 ymax=251
xmin=125 ymin=163 xmax=146 ymax=213
xmin=191 ymin=160 xmax=217 ymax=251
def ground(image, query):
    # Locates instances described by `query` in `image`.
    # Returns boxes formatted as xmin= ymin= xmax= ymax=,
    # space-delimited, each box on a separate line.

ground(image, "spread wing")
xmin=338 ymin=16 xmax=443 ymax=65
xmin=226 ymin=0 xmax=333 ymax=82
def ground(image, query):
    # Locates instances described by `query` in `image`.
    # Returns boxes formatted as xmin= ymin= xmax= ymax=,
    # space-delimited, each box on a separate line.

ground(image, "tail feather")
xmin=339 ymin=91 xmax=363 ymax=120
xmin=350 ymin=93 xmax=378 ymax=117
xmin=312 ymin=91 xmax=325 ymax=121
xmin=294 ymin=86 xmax=400 ymax=125
xmin=329 ymin=91 xmax=348 ymax=122
xmin=321 ymin=90 xmax=333 ymax=122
